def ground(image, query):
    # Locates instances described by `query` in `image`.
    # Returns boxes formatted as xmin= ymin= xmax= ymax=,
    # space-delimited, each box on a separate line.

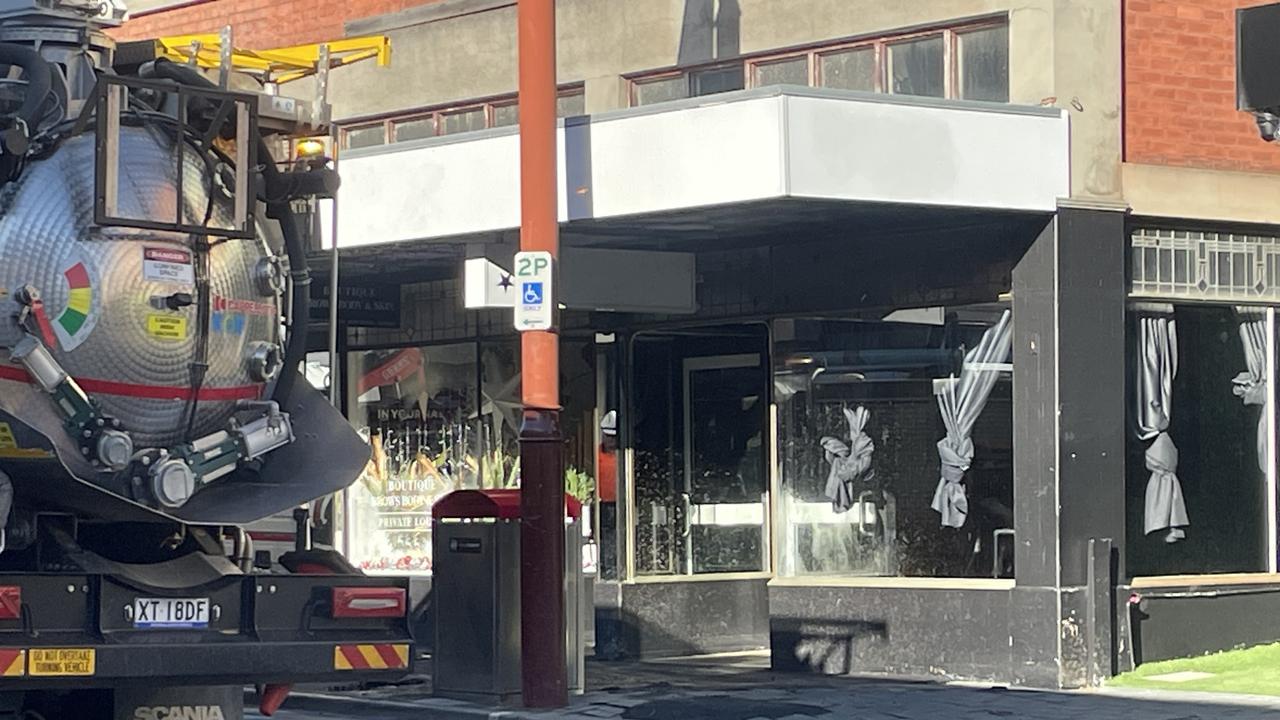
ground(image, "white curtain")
xmin=821 ymin=406 xmax=875 ymax=513
xmin=1233 ymin=313 xmax=1268 ymax=474
xmin=1136 ymin=315 xmax=1187 ymax=542
xmin=931 ymin=309 xmax=1013 ymax=528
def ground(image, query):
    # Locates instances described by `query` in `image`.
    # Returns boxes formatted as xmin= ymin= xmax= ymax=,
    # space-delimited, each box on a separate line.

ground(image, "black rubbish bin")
xmin=432 ymin=489 xmax=584 ymax=701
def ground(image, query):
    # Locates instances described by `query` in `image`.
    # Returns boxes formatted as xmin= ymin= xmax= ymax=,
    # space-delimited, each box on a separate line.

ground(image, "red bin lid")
xmin=432 ymin=489 xmax=582 ymax=520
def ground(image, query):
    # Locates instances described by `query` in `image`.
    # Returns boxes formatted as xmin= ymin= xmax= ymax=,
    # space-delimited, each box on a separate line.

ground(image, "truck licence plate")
xmin=133 ymin=598 xmax=210 ymax=629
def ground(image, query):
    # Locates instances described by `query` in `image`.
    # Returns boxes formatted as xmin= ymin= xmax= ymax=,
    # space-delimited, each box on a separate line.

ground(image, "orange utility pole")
xmin=516 ymin=0 xmax=567 ymax=708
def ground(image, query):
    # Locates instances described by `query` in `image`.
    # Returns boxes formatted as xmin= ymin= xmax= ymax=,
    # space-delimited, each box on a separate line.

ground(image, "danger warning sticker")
xmin=28 ymin=648 xmax=94 ymax=676
xmin=146 ymin=315 xmax=188 ymax=341
xmin=143 ymin=247 xmax=194 ymax=285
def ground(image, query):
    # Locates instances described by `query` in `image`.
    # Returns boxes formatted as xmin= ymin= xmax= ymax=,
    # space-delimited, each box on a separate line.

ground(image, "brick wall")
xmin=112 ymin=0 xmax=440 ymax=50
xmin=1126 ymin=0 xmax=1280 ymax=172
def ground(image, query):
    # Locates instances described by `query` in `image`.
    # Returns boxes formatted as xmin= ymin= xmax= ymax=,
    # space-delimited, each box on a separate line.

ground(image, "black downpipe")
xmin=0 ymin=43 xmax=52 ymax=126
xmin=149 ymin=59 xmax=310 ymax=406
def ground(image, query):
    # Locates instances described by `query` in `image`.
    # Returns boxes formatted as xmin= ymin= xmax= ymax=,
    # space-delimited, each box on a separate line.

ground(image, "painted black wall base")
xmin=594 ymin=578 xmax=769 ymax=659
xmin=769 ymin=584 xmax=1013 ymax=683
xmin=1121 ymin=583 xmax=1280 ymax=667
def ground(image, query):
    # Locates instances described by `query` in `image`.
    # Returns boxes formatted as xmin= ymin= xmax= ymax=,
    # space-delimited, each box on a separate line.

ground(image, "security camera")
xmin=1256 ymin=112 xmax=1280 ymax=143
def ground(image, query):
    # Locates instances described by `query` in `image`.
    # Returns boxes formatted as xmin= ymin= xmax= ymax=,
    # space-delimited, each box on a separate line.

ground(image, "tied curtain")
xmin=1233 ymin=313 xmax=1268 ymax=474
xmin=931 ymin=309 xmax=1013 ymax=528
xmin=1136 ymin=314 xmax=1187 ymax=543
xmin=821 ymin=406 xmax=875 ymax=513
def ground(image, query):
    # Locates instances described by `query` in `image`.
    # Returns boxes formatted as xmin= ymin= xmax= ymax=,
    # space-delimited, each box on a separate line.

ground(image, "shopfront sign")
xmin=513 ymin=251 xmax=555 ymax=331
xmin=311 ymin=282 xmax=400 ymax=328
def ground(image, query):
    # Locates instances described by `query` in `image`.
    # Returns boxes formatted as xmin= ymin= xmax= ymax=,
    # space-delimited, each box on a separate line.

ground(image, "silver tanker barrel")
xmin=0 ymin=2 xmax=368 ymax=527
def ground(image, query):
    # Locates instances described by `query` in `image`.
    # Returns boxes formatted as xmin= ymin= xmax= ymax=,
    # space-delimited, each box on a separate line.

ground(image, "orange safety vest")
xmin=597 ymin=448 xmax=618 ymax=502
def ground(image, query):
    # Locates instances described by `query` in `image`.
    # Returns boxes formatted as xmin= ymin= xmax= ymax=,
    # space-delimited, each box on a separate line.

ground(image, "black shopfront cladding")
xmin=599 ymin=210 xmax=1060 ymax=677
xmin=326 ymin=207 xmax=1280 ymax=686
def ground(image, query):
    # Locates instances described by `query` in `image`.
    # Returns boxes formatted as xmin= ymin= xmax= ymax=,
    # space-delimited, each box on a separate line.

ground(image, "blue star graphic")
xmin=499 ymin=274 xmax=513 ymax=290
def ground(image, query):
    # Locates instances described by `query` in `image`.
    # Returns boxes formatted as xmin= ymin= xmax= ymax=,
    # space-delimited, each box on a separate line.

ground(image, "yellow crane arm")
xmin=153 ymin=34 xmax=390 ymax=84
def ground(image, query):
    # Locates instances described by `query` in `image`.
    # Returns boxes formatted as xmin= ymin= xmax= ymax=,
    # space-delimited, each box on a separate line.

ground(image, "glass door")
xmin=630 ymin=326 xmax=770 ymax=578
xmin=682 ymin=355 xmax=769 ymax=575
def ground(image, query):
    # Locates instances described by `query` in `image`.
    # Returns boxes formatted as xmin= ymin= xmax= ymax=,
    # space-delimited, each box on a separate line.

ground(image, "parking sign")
xmin=513 ymin=251 xmax=555 ymax=331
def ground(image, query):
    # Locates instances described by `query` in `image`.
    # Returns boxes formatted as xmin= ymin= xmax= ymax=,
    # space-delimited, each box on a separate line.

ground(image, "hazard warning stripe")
xmin=0 ymin=649 xmax=25 ymax=677
xmin=333 ymin=643 xmax=409 ymax=671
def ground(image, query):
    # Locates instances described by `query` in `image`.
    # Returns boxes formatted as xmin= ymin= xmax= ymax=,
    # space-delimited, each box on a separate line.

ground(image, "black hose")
xmin=266 ymin=199 xmax=310 ymax=407
xmin=149 ymin=59 xmax=311 ymax=407
xmin=0 ymin=470 xmax=12 ymax=532
xmin=0 ymin=42 xmax=52 ymax=126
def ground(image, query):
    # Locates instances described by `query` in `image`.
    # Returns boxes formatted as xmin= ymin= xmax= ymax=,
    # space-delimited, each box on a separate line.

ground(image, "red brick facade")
xmin=1125 ymin=0 xmax=1280 ymax=172
xmin=112 ymin=0 xmax=439 ymax=51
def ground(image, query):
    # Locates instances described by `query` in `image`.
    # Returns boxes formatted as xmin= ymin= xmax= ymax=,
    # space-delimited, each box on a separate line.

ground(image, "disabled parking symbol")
xmin=522 ymin=282 xmax=544 ymax=305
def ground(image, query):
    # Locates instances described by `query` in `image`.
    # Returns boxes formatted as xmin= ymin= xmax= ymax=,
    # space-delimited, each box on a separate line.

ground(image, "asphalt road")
xmin=248 ymin=703 xmax=426 ymax=719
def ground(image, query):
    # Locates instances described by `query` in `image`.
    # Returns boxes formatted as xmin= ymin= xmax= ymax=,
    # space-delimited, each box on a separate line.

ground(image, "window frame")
xmin=338 ymin=84 xmax=587 ymax=150
xmin=1127 ymin=226 xmax=1280 ymax=583
xmin=953 ymin=22 xmax=1013 ymax=102
xmin=627 ymin=16 xmax=1008 ymax=105
xmin=630 ymin=70 xmax=693 ymax=106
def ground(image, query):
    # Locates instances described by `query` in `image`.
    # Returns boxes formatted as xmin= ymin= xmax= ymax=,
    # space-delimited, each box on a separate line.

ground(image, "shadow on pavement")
xmin=275 ymin=652 xmax=1280 ymax=720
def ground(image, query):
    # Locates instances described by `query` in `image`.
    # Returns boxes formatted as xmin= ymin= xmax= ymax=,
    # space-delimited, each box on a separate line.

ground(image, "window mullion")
xmin=944 ymin=28 xmax=956 ymax=98
xmin=874 ymin=41 xmax=885 ymax=93
xmin=1268 ymin=306 xmax=1277 ymax=573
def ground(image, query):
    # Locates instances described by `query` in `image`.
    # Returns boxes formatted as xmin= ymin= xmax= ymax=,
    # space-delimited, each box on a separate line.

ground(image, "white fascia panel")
xmin=333 ymin=89 xmax=1068 ymax=250
xmin=784 ymin=94 xmax=1070 ymax=212
xmin=585 ymin=97 xmax=787 ymax=219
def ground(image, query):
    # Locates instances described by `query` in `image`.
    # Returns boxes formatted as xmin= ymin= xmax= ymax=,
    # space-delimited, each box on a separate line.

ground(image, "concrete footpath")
xmin=259 ymin=653 xmax=1280 ymax=720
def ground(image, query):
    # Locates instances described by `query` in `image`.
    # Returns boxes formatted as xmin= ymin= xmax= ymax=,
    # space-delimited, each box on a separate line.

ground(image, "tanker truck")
xmin=0 ymin=1 xmax=412 ymax=717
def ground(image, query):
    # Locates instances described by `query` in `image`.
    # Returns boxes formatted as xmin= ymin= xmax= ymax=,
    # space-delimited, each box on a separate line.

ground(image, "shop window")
xmin=480 ymin=341 xmax=522 ymax=487
xmin=957 ymin=24 xmax=1010 ymax=102
xmin=754 ymin=56 xmax=808 ymax=88
xmin=343 ymin=124 xmax=386 ymax=150
xmin=392 ymin=116 xmax=435 ymax=143
xmin=346 ymin=344 xmax=480 ymax=574
xmin=631 ymin=326 xmax=771 ymax=576
xmin=774 ymin=305 xmax=1013 ymax=579
xmin=818 ymin=47 xmax=877 ymax=92
xmin=1126 ymin=304 xmax=1273 ymax=576
xmin=887 ymin=35 xmax=945 ymax=98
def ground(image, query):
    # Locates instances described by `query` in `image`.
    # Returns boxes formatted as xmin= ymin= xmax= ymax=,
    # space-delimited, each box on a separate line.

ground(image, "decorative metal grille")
xmin=1130 ymin=228 xmax=1280 ymax=301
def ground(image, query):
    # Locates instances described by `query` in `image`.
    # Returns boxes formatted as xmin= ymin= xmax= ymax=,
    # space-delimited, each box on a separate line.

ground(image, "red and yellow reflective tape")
xmin=0 ymin=649 xmax=23 ymax=677
xmin=333 ymin=643 xmax=409 ymax=671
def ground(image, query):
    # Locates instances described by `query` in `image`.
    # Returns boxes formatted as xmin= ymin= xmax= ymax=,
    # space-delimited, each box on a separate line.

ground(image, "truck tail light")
xmin=0 ymin=587 xmax=20 ymax=620
xmin=330 ymin=587 xmax=406 ymax=619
